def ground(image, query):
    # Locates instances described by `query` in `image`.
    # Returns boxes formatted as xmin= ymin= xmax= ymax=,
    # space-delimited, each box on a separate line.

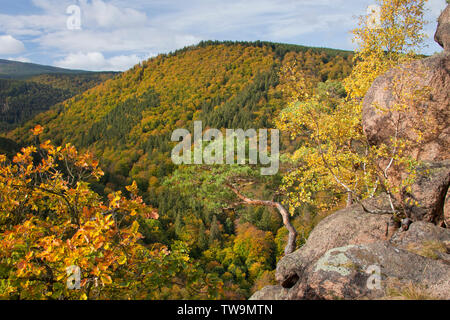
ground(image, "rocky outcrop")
xmin=361 ymin=5 xmax=450 ymax=224
xmin=362 ymin=52 xmax=450 ymax=163
xmin=252 ymin=6 xmax=450 ymax=300
xmin=300 ymin=242 xmax=450 ymax=300
xmin=251 ymin=214 xmax=450 ymax=300
xmin=402 ymin=160 xmax=450 ymax=224
xmin=362 ymin=5 xmax=450 ymax=160
xmin=435 ymin=5 xmax=450 ymax=51
xmin=249 ymin=286 xmax=288 ymax=300
xmin=275 ymin=198 xmax=394 ymax=289
xmin=391 ymin=221 xmax=450 ymax=263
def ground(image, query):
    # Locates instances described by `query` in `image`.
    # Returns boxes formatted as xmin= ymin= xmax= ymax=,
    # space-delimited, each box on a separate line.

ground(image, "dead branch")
xmin=225 ymin=183 xmax=298 ymax=255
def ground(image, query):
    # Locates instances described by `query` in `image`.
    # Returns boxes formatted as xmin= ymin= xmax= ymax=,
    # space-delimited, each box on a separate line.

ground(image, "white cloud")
xmin=83 ymin=0 xmax=148 ymax=28
xmin=32 ymin=0 xmax=61 ymax=12
xmin=428 ymin=0 xmax=447 ymax=17
xmin=36 ymin=28 xmax=202 ymax=54
xmin=0 ymin=0 xmax=354 ymax=55
xmin=55 ymin=52 xmax=147 ymax=71
xmin=0 ymin=0 xmax=148 ymax=37
xmin=0 ymin=0 xmax=446 ymax=68
xmin=107 ymin=54 xmax=145 ymax=70
xmin=0 ymin=35 xmax=26 ymax=55
xmin=8 ymin=56 xmax=31 ymax=63
xmin=0 ymin=0 xmax=193 ymax=58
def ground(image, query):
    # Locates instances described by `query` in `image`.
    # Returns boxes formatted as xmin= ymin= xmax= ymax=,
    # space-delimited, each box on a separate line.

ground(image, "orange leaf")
xmin=31 ymin=125 xmax=44 ymax=136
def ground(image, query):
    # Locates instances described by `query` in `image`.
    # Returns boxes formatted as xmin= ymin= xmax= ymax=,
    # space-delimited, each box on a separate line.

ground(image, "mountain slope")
xmin=5 ymin=41 xmax=353 ymax=298
xmin=0 ymin=59 xmax=117 ymax=131
xmin=0 ymin=72 xmax=117 ymax=132
xmin=0 ymin=59 xmax=103 ymax=79
xmin=8 ymin=41 xmax=352 ymax=166
xmin=8 ymin=41 xmax=353 ymax=200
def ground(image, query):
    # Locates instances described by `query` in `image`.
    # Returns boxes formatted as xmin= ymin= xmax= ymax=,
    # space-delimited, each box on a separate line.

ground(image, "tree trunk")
xmin=346 ymin=191 xmax=353 ymax=208
xmin=226 ymin=184 xmax=298 ymax=255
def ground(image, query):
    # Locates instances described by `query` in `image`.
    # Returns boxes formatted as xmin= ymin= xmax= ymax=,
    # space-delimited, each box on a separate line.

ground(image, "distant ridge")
xmin=0 ymin=59 xmax=118 ymax=132
xmin=0 ymin=59 xmax=116 ymax=79
xmin=169 ymin=40 xmax=354 ymax=59
xmin=8 ymin=40 xmax=353 ymax=166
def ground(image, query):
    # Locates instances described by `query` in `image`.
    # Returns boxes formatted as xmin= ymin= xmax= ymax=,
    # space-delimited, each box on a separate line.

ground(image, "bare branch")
xmin=226 ymin=183 xmax=297 ymax=255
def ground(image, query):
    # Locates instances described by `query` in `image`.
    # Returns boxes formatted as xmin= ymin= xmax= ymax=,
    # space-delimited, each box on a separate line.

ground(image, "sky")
xmin=0 ymin=0 xmax=447 ymax=71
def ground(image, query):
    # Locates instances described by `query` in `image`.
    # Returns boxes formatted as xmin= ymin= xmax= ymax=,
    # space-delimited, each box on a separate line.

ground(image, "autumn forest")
xmin=1 ymin=0 xmax=448 ymax=302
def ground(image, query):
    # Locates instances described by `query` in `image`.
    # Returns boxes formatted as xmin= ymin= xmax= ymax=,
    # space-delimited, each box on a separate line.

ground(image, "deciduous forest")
xmin=1 ymin=0 xmax=449 ymax=301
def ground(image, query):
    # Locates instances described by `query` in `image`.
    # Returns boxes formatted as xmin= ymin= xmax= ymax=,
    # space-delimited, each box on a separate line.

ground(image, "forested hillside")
xmin=9 ymin=41 xmax=352 ymax=192
xmin=0 ymin=73 xmax=116 ymax=132
xmin=26 ymin=73 xmax=118 ymax=95
xmin=1 ymin=0 xmax=447 ymax=302
xmin=0 ymin=59 xmax=92 ymax=79
xmin=4 ymin=41 xmax=353 ymax=299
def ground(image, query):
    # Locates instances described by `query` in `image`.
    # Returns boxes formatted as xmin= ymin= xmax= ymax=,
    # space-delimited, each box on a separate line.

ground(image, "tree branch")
xmin=225 ymin=183 xmax=298 ymax=255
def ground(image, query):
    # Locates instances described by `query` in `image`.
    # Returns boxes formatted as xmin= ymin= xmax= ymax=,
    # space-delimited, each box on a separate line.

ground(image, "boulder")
xmin=391 ymin=221 xmax=450 ymax=245
xmin=296 ymin=242 xmax=450 ymax=300
xmin=249 ymin=286 xmax=288 ymax=300
xmin=391 ymin=220 xmax=450 ymax=263
xmin=254 ymin=201 xmax=450 ymax=300
xmin=362 ymin=52 xmax=450 ymax=163
xmin=435 ymin=5 xmax=450 ymax=51
xmin=401 ymin=160 xmax=450 ymax=223
xmin=275 ymin=197 xmax=394 ymax=288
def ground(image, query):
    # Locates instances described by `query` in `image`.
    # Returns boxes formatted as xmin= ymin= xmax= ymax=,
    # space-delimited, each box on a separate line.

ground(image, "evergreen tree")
xmin=197 ymin=223 xmax=208 ymax=250
xmin=209 ymin=215 xmax=221 ymax=243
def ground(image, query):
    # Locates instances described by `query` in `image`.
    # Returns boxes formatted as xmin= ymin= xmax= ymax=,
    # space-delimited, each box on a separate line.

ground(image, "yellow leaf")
xmin=118 ymin=255 xmax=127 ymax=265
xmin=101 ymin=274 xmax=112 ymax=285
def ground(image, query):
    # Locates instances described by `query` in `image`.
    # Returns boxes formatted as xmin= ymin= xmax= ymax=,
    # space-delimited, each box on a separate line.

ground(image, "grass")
xmin=385 ymin=281 xmax=439 ymax=300
xmin=406 ymin=240 xmax=448 ymax=260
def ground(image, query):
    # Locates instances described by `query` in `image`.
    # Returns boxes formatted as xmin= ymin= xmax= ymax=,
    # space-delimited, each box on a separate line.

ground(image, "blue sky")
xmin=0 ymin=0 xmax=447 ymax=71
